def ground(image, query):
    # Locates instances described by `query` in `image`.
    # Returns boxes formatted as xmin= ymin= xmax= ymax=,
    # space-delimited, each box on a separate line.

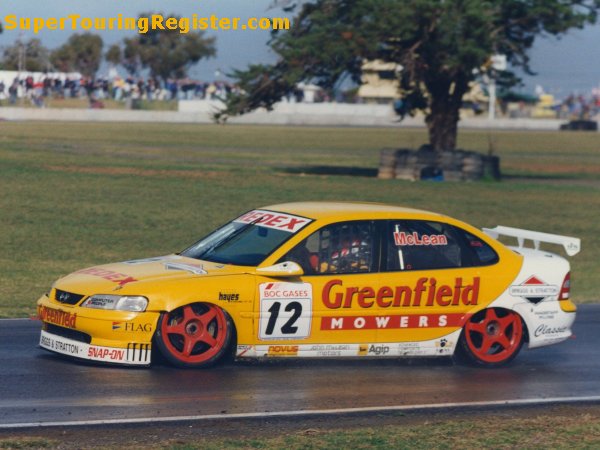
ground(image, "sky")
xmin=1 ymin=0 xmax=599 ymax=98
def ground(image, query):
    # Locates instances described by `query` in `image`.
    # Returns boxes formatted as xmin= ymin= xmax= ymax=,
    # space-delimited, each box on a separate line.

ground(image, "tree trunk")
xmin=425 ymin=79 xmax=469 ymax=152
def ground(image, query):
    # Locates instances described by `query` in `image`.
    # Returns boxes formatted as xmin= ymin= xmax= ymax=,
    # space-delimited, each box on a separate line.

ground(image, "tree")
xmin=120 ymin=12 xmax=216 ymax=81
xmin=105 ymin=44 xmax=122 ymax=67
xmin=1 ymin=38 xmax=50 ymax=72
xmin=50 ymin=33 xmax=103 ymax=77
xmin=218 ymin=0 xmax=600 ymax=152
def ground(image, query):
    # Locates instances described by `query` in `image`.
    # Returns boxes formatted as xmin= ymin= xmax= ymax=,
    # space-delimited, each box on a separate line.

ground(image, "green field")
xmin=1 ymin=122 xmax=599 ymax=317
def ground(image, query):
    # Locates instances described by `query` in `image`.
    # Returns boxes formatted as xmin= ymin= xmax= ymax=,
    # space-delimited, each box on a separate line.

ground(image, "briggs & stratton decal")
xmin=509 ymin=276 xmax=559 ymax=303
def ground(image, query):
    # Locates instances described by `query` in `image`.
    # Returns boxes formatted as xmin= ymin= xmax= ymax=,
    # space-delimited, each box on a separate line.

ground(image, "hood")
xmin=54 ymin=254 xmax=248 ymax=294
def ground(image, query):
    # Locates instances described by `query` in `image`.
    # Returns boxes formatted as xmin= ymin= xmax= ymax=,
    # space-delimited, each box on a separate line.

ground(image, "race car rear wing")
xmin=482 ymin=226 xmax=581 ymax=256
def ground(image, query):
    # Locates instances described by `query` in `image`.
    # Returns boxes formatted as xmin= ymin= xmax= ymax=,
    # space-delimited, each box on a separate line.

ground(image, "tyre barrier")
xmin=378 ymin=146 xmax=501 ymax=181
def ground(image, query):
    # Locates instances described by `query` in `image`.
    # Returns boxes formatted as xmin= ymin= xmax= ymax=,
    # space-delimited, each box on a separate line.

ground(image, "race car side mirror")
xmin=256 ymin=261 xmax=304 ymax=277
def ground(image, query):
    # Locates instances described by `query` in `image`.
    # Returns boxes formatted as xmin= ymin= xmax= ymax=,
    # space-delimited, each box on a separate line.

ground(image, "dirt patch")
xmin=44 ymin=165 xmax=222 ymax=179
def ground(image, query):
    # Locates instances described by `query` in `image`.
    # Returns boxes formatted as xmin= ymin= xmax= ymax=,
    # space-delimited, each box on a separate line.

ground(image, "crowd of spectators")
xmin=1 ymin=72 xmax=600 ymax=120
xmin=557 ymin=91 xmax=600 ymax=120
xmin=0 ymin=74 xmax=243 ymax=108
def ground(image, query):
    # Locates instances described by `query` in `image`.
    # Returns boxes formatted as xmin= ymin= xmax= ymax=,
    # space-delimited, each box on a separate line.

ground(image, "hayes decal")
xmin=75 ymin=267 xmax=138 ymax=286
xmin=321 ymin=313 xmax=464 ymax=330
xmin=234 ymin=209 xmax=311 ymax=233
xmin=509 ymin=276 xmax=559 ymax=303
xmin=322 ymin=277 xmax=480 ymax=309
xmin=219 ymin=291 xmax=240 ymax=302
xmin=394 ymin=231 xmax=448 ymax=246
xmin=38 ymin=305 xmax=77 ymax=328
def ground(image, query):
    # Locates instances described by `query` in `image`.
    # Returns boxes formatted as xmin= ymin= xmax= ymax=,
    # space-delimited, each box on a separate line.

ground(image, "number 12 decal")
xmin=259 ymin=282 xmax=312 ymax=340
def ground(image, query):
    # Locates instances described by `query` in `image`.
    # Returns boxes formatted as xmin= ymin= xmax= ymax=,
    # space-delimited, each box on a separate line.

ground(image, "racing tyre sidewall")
xmin=456 ymin=308 xmax=525 ymax=368
xmin=154 ymin=303 xmax=233 ymax=369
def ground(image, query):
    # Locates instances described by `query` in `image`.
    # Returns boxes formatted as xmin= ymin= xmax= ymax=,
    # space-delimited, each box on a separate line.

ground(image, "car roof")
xmin=262 ymin=202 xmax=448 ymax=222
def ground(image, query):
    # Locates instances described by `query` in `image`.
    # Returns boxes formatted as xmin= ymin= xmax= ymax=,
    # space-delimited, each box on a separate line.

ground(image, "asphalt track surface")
xmin=1 ymin=305 xmax=599 ymax=428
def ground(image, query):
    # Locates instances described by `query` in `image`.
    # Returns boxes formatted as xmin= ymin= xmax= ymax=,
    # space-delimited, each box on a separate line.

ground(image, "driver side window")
xmin=279 ymin=221 xmax=376 ymax=275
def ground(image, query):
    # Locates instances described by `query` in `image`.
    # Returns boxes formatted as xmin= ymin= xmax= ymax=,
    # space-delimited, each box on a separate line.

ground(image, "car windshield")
xmin=181 ymin=210 xmax=312 ymax=266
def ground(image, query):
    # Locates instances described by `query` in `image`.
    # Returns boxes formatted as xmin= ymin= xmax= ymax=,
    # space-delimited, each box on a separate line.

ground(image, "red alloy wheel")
xmin=156 ymin=303 xmax=231 ymax=368
xmin=463 ymin=308 xmax=524 ymax=365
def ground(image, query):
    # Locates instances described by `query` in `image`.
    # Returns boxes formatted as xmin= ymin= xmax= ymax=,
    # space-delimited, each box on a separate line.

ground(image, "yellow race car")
xmin=37 ymin=202 xmax=580 ymax=368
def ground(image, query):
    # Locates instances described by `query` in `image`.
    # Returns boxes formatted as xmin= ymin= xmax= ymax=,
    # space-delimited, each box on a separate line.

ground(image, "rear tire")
xmin=457 ymin=308 xmax=524 ymax=367
xmin=154 ymin=303 xmax=233 ymax=368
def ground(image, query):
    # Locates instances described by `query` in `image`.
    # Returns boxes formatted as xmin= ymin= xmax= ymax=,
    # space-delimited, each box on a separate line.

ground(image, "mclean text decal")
xmin=394 ymin=231 xmax=448 ymax=246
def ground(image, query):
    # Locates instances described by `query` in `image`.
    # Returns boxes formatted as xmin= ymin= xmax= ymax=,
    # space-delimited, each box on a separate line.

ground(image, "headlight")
xmin=82 ymin=295 xmax=148 ymax=312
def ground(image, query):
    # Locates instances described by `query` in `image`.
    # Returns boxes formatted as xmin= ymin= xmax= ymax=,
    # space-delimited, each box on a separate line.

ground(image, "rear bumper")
xmin=515 ymin=301 xmax=576 ymax=349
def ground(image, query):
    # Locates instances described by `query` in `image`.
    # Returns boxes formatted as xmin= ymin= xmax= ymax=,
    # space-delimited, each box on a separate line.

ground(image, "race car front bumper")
xmin=39 ymin=330 xmax=151 ymax=365
xmin=37 ymin=294 xmax=159 ymax=366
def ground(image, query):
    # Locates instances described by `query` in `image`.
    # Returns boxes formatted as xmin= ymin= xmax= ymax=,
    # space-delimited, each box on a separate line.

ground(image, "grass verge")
xmin=2 ymin=405 xmax=600 ymax=449
xmin=0 ymin=122 xmax=598 ymax=317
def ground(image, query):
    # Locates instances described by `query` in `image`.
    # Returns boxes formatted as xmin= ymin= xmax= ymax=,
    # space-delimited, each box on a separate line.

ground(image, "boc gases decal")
xmin=259 ymin=282 xmax=312 ymax=340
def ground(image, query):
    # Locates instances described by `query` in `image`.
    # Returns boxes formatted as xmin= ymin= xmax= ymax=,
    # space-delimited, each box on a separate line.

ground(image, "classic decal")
xmin=259 ymin=282 xmax=313 ymax=340
xmin=509 ymin=276 xmax=559 ymax=303
xmin=75 ymin=267 xmax=138 ymax=286
xmin=394 ymin=231 xmax=448 ymax=246
xmin=320 ymin=313 xmax=465 ymax=331
xmin=322 ymin=277 xmax=480 ymax=309
xmin=534 ymin=324 xmax=569 ymax=338
xmin=235 ymin=210 xmax=312 ymax=233
xmin=38 ymin=305 xmax=77 ymax=328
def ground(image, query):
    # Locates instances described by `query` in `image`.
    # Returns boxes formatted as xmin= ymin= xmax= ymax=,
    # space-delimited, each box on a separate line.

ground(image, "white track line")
xmin=2 ymin=395 xmax=600 ymax=429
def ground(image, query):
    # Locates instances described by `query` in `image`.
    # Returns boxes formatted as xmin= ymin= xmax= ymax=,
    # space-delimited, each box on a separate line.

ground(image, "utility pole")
xmin=488 ymin=54 xmax=507 ymax=120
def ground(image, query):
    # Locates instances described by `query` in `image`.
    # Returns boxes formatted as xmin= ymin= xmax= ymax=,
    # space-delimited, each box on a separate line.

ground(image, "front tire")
xmin=457 ymin=308 xmax=524 ymax=367
xmin=154 ymin=303 xmax=233 ymax=368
